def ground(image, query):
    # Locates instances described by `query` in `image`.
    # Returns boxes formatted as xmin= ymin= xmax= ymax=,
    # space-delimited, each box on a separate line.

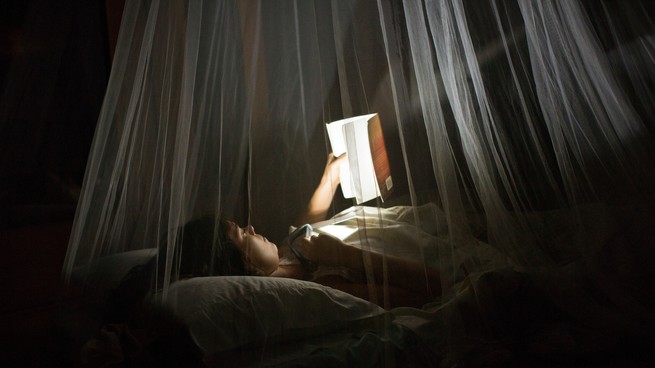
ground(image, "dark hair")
xmin=166 ymin=215 xmax=249 ymax=280
xmin=213 ymin=218 xmax=249 ymax=276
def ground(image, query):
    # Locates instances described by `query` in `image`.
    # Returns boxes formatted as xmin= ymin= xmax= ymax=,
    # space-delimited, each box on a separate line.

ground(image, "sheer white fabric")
xmin=62 ymin=0 xmax=655 ymax=365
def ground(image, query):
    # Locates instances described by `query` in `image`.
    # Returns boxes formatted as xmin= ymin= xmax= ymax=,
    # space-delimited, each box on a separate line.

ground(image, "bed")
xmin=59 ymin=203 xmax=655 ymax=367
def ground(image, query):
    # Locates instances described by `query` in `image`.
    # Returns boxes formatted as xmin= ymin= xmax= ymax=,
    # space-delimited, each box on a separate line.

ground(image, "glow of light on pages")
xmin=316 ymin=224 xmax=358 ymax=241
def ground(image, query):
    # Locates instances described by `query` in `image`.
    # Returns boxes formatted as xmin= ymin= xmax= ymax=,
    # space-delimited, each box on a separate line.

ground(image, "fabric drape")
xmin=62 ymin=0 xmax=655 ymax=365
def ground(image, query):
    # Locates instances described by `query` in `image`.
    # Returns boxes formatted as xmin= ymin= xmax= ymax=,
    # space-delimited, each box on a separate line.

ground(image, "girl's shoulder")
xmin=271 ymin=263 xmax=311 ymax=280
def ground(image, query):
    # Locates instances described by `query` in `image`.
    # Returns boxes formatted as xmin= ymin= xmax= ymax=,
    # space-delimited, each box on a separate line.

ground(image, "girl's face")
xmin=225 ymin=220 xmax=279 ymax=275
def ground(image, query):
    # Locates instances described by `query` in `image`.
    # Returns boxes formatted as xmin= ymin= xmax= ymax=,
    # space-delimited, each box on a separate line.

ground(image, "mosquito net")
xmin=61 ymin=0 xmax=655 ymax=366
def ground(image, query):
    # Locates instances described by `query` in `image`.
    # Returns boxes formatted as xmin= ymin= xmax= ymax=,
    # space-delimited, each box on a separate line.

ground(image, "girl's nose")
xmin=246 ymin=225 xmax=255 ymax=235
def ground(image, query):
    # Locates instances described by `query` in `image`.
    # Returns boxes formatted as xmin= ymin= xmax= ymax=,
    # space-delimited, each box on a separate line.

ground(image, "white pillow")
xmin=152 ymin=276 xmax=386 ymax=354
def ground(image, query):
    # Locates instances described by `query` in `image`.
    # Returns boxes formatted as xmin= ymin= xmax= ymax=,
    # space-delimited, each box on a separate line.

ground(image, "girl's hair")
xmin=167 ymin=215 xmax=249 ymax=280
xmin=213 ymin=218 xmax=249 ymax=276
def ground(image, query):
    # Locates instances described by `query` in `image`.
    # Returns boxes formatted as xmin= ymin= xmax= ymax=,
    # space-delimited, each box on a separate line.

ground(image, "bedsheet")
xmin=68 ymin=203 xmax=655 ymax=367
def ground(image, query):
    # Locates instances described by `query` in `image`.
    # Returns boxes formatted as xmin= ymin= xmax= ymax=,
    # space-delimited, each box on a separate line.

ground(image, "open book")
xmin=325 ymin=113 xmax=393 ymax=204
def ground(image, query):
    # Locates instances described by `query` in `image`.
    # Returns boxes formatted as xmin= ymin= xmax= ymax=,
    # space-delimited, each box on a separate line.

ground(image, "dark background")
xmin=1 ymin=0 xmax=652 ymax=366
xmin=0 ymin=0 xmax=124 ymax=365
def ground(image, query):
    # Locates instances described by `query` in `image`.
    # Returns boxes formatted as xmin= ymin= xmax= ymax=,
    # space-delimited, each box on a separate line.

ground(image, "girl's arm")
xmin=296 ymin=153 xmax=347 ymax=225
xmin=295 ymin=233 xmax=442 ymax=296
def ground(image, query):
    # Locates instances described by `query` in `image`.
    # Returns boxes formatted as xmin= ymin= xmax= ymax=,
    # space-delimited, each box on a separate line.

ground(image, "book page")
xmin=339 ymin=162 xmax=353 ymax=198
xmin=344 ymin=120 xmax=378 ymax=204
xmin=325 ymin=114 xmax=374 ymax=156
xmin=325 ymin=113 xmax=387 ymax=204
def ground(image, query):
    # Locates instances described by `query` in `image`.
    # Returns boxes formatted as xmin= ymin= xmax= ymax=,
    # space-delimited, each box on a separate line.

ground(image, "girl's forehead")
xmin=226 ymin=222 xmax=249 ymax=245
xmin=225 ymin=221 xmax=239 ymax=238
xmin=226 ymin=221 xmax=240 ymax=231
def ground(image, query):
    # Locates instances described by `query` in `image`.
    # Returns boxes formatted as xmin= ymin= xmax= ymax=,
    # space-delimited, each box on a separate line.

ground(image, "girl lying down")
xmin=177 ymin=154 xmax=442 ymax=309
xmin=219 ymin=221 xmax=441 ymax=309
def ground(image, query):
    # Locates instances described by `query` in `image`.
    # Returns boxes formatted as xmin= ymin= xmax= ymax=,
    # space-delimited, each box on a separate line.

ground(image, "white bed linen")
xmin=151 ymin=276 xmax=386 ymax=355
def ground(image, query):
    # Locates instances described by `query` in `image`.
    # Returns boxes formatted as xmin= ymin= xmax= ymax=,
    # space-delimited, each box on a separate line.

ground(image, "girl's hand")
xmin=293 ymin=233 xmax=348 ymax=267
xmin=297 ymin=153 xmax=347 ymax=225
xmin=322 ymin=153 xmax=347 ymax=186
